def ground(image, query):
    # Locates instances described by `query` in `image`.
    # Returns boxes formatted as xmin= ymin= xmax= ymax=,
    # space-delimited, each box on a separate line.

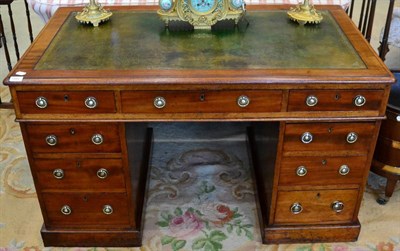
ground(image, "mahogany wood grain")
xmin=288 ymin=90 xmax=384 ymax=112
xmin=278 ymin=156 xmax=368 ymax=186
xmin=283 ymin=122 xmax=375 ymax=153
xmin=3 ymin=4 xmax=395 ymax=247
xmin=41 ymin=226 xmax=142 ymax=247
xmin=41 ymin=192 xmax=131 ymax=228
xmin=26 ymin=123 xmax=121 ymax=153
xmin=17 ymin=91 xmax=116 ymax=114
xmin=274 ymin=189 xmax=359 ymax=224
xmin=247 ymin=123 xmax=280 ymax=228
xmin=3 ymin=7 xmax=394 ymax=85
xmin=264 ymin=221 xmax=360 ymax=243
xmin=125 ymin=125 xmax=153 ymax=233
xmin=33 ymin=158 xmax=126 ymax=192
xmin=121 ymin=90 xmax=282 ymax=114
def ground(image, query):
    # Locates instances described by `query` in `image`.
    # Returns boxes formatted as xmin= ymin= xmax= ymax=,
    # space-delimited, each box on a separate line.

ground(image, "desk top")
xmin=4 ymin=5 xmax=394 ymax=86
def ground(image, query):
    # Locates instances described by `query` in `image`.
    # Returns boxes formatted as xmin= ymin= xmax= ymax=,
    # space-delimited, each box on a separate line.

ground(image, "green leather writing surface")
xmin=35 ymin=10 xmax=366 ymax=70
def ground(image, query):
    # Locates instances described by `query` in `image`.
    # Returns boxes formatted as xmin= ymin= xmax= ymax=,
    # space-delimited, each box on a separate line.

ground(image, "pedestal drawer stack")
xmin=17 ymin=91 xmax=149 ymax=247
xmin=260 ymin=90 xmax=382 ymax=243
xmin=277 ymin=122 xmax=376 ymax=223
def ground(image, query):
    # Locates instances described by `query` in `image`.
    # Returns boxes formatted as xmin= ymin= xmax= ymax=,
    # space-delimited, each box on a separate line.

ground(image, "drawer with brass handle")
xmin=33 ymin=158 xmax=126 ymax=191
xmin=283 ymin=122 xmax=376 ymax=153
xmin=121 ymin=90 xmax=282 ymax=114
xmin=26 ymin=124 xmax=121 ymax=153
xmin=41 ymin=192 xmax=131 ymax=228
xmin=288 ymin=90 xmax=384 ymax=112
xmin=17 ymin=91 xmax=116 ymax=114
xmin=279 ymin=156 xmax=368 ymax=186
xmin=274 ymin=189 xmax=359 ymax=225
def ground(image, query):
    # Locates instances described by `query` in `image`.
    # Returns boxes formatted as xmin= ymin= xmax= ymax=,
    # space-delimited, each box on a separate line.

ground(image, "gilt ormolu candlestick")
xmin=287 ymin=0 xmax=323 ymax=25
xmin=75 ymin=0 xmax=112 ymax=27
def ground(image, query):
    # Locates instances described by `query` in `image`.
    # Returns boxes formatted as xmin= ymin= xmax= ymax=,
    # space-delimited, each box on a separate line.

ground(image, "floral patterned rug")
xmin=1 ymin=109 xmax=399 ymax=251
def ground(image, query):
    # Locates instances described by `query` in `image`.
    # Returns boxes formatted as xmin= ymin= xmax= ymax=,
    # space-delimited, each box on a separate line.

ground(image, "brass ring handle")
xmin=97 ymin=168 xmax=108 ymax=179
xmin=338 ymin=165 xmax=350 ymax=175
xmin=301 ymin=132 xmax=313 ymax=144
xmin=103 ymin=205 xmax=113 ymax=215
xmin=331 ymin=201 xmax=344 ymax=212
xmin=46 ymin=135 xmax=58 ymax=146
xmin=306 ymin=95 xmax=318 ymax=107
xmin=296 ymin=166 xmax=308 ymax=176
xmin=35 ymin=96 xmax=48 ymax=109
xmin=353 ymin=95 xmax=366 ymax=107
xmin=346 ymin=132 xmax=358 ymax=144
xmin=290 ymin=202 xmax=303 ymax=214
xmin=84 ymin=96 xmax=98 ymax=109
xmin=91 ymin=134 xmax=104 ymax=145
xmin=154 ymin=97 xmax=166 ymax=109
xmin=61 ymin=205 xmax=72 ymax=215
xmin=237 ymin=95 xmax=250 ymax=107
xmin=53 ymin=169 xmax=64 ymax=179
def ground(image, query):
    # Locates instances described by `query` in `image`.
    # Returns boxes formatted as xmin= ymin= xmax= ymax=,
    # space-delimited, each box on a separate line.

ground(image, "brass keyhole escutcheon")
xmin=70 ymin=128 xmax=75 ymax=135
xmin=316 ymin=192 xmax=321 ymax=199
xmin=200 ymin=93 xmax=205 ymax=102
xmin=334 ymin=94 xmax=341 ymax=100
xmin=83 ymin=195 xmax=88 ymax=202
xmin=76 ymin=160 xmax=81 ymax=168
xmin=64 ymin=94 xmax=69 ymax=102
xmin=322 ymin=159 xmax=327 ymax=165
xmin=328 ymin=127 xmax=333 ymax=133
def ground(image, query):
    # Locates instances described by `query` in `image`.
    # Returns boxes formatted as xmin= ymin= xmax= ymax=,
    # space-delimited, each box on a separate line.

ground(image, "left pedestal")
xmin=19 ymin=122 xmax=152 ymax=247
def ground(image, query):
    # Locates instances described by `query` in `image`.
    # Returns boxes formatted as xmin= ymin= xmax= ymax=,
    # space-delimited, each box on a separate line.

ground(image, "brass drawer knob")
xmin=45 ymin=135 xmax=58 ymax=146
xmin=354 ymin=95 xmax=366 ymax=107
xmin=53 ymin=169 xmax=64 ymax=179
xmin=306 ymin=95 xmax=318 ymax=107
xmin=103 ymin=205 xmax=113 ymax=215
xmin=61 ymin=205 xmax=72 ymax=215
xmin=346 ymin=132 xmax=358 ymax=144
xmin=338 ymin=165 xmax=350 ymax=175
xmin=237 ymin=95 xmax=250 ymax=107
xmin=154 ymin=96 xmax=166 ymax=109
xmin=97 ymin=168 xmax=108 ymax=179
xmin=84 ymin=96 xmax=98 ymax=109
xmin=290 ymin=202 xmax=303 ymax=214
xmin=301 ymin=132 xmax=313 ymax=144
xmin=91 ymin=134 xmax=104 ymax=145
xmin=35 ymin=96 xmax=48 ymax=109
xmin=296 ymin=166 xmax=308 ymax=176
xmin=331 ymin=201 xmax=344 ymax=212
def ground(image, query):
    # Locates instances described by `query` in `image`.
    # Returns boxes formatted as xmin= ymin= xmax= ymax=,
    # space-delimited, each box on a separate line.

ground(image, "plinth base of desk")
xmin=263 ymin=221 xmax=361 ymax=244
xmin=41 ymin=226 xmax=142 ymax=247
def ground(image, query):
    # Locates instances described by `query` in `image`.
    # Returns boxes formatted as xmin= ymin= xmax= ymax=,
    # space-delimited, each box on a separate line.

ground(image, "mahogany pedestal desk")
xmin=4 ymin=5 xmax=395 ymax=247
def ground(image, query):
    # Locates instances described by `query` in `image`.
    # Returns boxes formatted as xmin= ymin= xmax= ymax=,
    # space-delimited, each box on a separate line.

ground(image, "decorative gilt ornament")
xmin=287 ymin=0 xmax=323 ymax=25
xmin=76 ymin=0 xmax=112 ymax=27
xmin=157 ymin=0 xmax=246 ymax=29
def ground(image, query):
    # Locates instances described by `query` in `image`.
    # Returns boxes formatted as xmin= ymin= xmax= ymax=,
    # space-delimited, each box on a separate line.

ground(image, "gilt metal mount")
xmin=75 ymin=0 xmax=112 ymax=27
xmin=287 ymin=0 xmax=323 ymax=25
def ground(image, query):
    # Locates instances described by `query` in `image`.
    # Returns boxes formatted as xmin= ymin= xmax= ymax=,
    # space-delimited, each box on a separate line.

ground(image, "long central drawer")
xmin=121 ymin=90 xmax=282 ymax=113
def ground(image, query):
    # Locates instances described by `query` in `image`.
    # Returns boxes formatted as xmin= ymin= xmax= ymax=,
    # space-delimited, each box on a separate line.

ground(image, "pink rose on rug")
xmin=200 ymin=203 xmax=235 ymax=227
xmin=332 ymin=244 xmax=349 ymax=251
xmin=168 ymin=211 xmax=203 ymax=238
xmin=376 ymin=242 xmax=394 ymax=251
